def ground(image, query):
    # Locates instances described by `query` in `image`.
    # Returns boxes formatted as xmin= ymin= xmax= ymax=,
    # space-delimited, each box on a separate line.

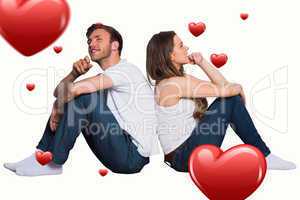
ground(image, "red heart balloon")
xmin=210 ymin=53 xmax=228 ymax=68
xmin=240 ymin=13 xmax=249 ymax=20
xmin=53 ymin=46 xmax=63 ymax=54
xmin=188 ymin=22 xmax=206 ymax=37
xmin=0 ymin=0 xmax=70 ymax=56
xmin=26 ymin=83 xmax=35 ymax=91
xmin=35 ymin=151 xmax=53 ymax=166
xmin=188 ymin=144 xmax=267 ymax=200
xmin=98 ymin=169 xmax=109 ymax=177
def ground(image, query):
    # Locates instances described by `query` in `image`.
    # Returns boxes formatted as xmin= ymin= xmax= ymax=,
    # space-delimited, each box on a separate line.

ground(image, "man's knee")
xmin=74 ymin=93 xmax=92 ymax=104
xmin=74 ymin=90 xmax=107 ymax=105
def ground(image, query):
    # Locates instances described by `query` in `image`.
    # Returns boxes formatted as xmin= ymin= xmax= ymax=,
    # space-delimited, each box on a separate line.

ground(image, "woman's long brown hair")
xmin=146 ymin=31 xmax=208 ymax=120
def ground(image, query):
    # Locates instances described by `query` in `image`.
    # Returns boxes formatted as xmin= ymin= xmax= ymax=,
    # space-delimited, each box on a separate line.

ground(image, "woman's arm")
xmin=163 ymin=75 xmax=242 ymax=99
xmin=189 ymin=53 xmax=246 ymax=104
xmin=199 ymin=58 xmax=229 ymax=86
xmin=189 ymin=53 xmax=229 ymax=86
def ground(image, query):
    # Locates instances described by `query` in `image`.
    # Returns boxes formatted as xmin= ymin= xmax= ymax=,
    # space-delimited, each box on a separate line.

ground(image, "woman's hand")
xmin=188 ymin=52 xmax=204 ymax=65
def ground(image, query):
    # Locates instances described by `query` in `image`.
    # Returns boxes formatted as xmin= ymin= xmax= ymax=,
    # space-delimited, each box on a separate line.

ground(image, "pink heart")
xmin=35 ymin=151 xmax=53 ymax=166
xmin=26 ymin=83 xmax=35 ymax=91
xmin=98 ymin=169 xmax=109 ymax=177
xmin=210 ymin=53 xmax=228 ymax=68
xmin=188 ymin=22 xmax=206 ymax=37
xmin=189 ymin=144 xmax=267 ymax=200
xmin=0 ymin=0 xmax=70 ymax=56
xmin=240 ymin=13 xmax=249 ymax=20
xmin=53 ymin=46 xmax=63 ymax=54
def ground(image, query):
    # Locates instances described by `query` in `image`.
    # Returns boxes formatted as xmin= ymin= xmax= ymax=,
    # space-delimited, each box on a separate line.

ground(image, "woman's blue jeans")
xmin=168 ymin=95 xmax=271 ymax=172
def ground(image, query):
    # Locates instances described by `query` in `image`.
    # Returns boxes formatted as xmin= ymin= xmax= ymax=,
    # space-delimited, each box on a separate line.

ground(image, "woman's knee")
xmin=217 ymin=95 xmax=242 ymax=105
xmin=218 ymin=94 xmax=241 ymax=102
xmin=210 ymin=95 xmax=241 ymax=111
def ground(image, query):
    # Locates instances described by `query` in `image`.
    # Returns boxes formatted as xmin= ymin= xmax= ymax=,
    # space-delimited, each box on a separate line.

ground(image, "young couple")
xmin=4 ymin=23 xmax=296 ymax=176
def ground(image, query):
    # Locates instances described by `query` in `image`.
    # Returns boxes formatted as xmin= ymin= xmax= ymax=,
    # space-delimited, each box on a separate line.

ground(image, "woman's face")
xmin=170 ymin=35 xmax=189 ymax=69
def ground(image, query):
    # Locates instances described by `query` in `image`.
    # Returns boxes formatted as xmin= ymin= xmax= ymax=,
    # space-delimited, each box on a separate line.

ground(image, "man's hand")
xmin=49 ymin=101 xmax=61 ymax=132
xmin=72 ymin=56 xmax=93 ymax=76
xmin=188 ymin=52 xmax=204 ymax=65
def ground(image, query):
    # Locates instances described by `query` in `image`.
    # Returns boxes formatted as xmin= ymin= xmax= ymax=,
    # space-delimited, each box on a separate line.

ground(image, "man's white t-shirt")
xmin=103 ymin=59 xmax=159 ymax=157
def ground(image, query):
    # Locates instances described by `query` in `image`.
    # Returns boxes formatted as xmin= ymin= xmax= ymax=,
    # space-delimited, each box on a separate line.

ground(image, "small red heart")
xmin=188 ymin=22 xmax=206 ymax=37
xmin=98 ymin=169 xmax=109 ymax=177
xmin=35 ymin=151 xmax=53 ymax=166
xmin=210 ymin=53 xmax=228 ymax=68
xmin=26 ymin=83 xmax=35 ymax=91
xmin=188 ymin=144 xmax=267 ymax=200
xmin=53 ymin=46 xmax=63 ymax=54
xmin=240 ymin=13 xmax=249 ymax=20
xmin=0 ymin=0 xmax=70 ymax=56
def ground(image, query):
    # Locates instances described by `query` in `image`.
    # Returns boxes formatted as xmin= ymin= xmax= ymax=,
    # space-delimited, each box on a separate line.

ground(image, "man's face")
xmin=87 ymin=29 xmax=112 ymax=62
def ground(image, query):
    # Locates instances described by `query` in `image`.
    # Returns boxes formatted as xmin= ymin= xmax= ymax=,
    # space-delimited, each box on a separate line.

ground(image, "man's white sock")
xmin=3 ymin=153 xmax=36 ymax=172
xmin=16 ymin=160 xmax=62 ymax=177
xmin=4 ymin=150 xmax=63 ymax=176
xmin=266 ymin=154 xmax=296 ymax=170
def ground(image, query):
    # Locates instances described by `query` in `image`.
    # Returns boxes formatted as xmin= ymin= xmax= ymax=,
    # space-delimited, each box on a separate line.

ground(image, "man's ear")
xmin=111 ymin=41 xmax=119 ymax=52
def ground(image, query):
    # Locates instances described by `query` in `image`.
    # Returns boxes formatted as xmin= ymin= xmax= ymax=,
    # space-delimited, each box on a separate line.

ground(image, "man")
xmin=4 ymin=23 xmax=159 ymax=176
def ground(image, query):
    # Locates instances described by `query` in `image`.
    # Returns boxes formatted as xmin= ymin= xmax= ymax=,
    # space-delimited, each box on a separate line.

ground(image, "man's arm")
xmin=55 ymin=74 xmax=113 ymax=113
xmin=53 ymin=56 xmax=94 ymax=112
xmin=53 ymin=56 xmax=93 ymax=97
xmin=72 ymin=73 xmax=113 ymax=96
xmin=53 ymin=70 xmax=79 ymax=97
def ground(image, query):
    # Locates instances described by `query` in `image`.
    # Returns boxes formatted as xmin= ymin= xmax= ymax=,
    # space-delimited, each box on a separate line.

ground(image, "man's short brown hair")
xmin=86 ymin=23 xmax=123 ymax=56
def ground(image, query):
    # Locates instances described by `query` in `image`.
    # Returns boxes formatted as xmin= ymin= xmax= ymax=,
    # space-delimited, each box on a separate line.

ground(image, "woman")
xmin=146 ymin=31 xmax=296 ymax=172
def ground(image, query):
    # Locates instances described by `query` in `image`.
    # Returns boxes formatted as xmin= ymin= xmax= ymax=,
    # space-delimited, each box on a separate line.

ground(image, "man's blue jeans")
xmin=36 ymin=90 xmax=149 ymax=174
xmin=168 ymin=95 xmax=271 ymax=172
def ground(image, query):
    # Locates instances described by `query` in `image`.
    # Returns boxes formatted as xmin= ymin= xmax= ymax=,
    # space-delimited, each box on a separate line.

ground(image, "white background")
xmin=1 ymin=0 xmax=299 ymax=199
